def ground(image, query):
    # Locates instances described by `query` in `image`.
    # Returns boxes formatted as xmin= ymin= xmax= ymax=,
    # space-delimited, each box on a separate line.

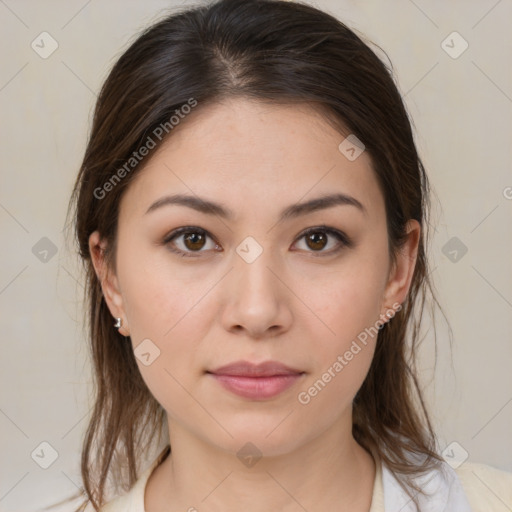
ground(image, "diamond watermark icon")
xmin=31 ymin=441 xmax=59 ymax=469
xmin=31 ymin=32 xmax=59 ymax=59
xmin=237 ymin=442 xmax=262 ymax=468
xmin=442 ymin=441 xmax=469 ymax=469
xmin=134 ymin=338 xmax=161 ymax=366
xmin=338 ymin=134 xmax=365 ymax=161
xmin=441 ymin=31 xmax=468 ymax=59
xmin=32 ymin=237 xmax=58 ymax=263
xmin=236 ymin=236 xmax=263 ymax=264
xmin=442 ymin=236 xmax=468 ymax=263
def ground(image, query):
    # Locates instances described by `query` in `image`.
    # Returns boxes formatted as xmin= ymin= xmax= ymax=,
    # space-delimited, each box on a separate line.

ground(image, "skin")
xmin=89 ymin=97 xmax=420 ymax=512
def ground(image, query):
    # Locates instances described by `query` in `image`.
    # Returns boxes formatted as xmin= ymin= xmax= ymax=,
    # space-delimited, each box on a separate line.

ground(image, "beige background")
xmin=0 ymin=0 xmax=511 ymax=510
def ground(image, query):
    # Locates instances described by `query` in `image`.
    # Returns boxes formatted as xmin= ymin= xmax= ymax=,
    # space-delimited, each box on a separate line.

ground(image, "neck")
xmin=146 ymin=419 xmax=377 ymax=512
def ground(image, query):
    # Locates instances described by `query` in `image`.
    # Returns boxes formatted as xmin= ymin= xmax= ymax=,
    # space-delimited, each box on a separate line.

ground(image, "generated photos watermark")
xmin=297 ymin=302 xmax=402 ymax=405
xmin=93 ymin=97 xmax=198 ymax=200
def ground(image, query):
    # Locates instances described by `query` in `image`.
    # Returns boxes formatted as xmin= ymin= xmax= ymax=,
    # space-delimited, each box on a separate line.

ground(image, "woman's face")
xmin=90 ymin=98 xmax=419 ymax=457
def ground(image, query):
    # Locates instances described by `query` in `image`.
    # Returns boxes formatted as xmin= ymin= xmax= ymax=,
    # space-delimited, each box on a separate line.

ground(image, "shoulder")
xmin=455 ymin=461 xmax=512 ymax=511
xmin=99 ymin=445 xmax=171 ymax=512
xmin=100 ymin=493 xmax=131 ymax=512
xmin=380 ymin=452 xmax=512 ymax=512
xmin=97 ymin=469 xmax=149 ymax=512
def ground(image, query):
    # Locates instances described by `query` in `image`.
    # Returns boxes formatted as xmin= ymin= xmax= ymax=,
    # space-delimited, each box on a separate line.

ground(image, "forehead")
xmin=119 ymin=98 xmax=385 ymax=223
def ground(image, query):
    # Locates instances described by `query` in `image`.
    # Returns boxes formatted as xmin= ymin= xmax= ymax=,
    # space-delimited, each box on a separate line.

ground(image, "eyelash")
xmin=162 ymin=225 xmax=352 ymax=258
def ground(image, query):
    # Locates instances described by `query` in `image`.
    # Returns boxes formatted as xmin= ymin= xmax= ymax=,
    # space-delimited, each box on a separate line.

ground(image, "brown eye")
xmin=183 ymin=231 xmax=206 ymax=251
xmin=163 ymin=227 xmax=219 ymax=257
xmin=293 ymin=226 xmax=352 ymax=255
xmin=305 ymin=231 xmax=328 ymax=251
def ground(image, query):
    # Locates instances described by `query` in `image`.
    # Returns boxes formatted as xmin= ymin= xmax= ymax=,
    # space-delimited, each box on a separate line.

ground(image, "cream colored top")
xmin=100 ymin=445 xmax=512 ymax=512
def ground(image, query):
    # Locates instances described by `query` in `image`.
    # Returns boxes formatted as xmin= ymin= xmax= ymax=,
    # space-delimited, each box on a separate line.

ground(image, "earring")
xmin=114 ymin=317 xmax=122 ymax=329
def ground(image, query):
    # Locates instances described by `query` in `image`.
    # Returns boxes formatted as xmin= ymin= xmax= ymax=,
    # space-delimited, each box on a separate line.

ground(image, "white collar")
xmin=382 ymin=459 xmax=473 ymax=511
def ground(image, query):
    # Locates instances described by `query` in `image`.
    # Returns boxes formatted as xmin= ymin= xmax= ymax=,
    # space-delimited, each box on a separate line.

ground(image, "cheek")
xmin=119 ymin=259 xmax=212 ymax=416
xmin=296 ymin=340 xmax=375 ymax=437
xmin=296 ymin=281 xmax=380 ymax=418
xmin=304 ymin=261 xmax=385 ymax=343
xmin=115 ymin=247 xmax=212 ymax=388
xmin=293 ymin=254 xmax=386 ymax=405
xmin=118 ymin=245 xmax=209 ymax=340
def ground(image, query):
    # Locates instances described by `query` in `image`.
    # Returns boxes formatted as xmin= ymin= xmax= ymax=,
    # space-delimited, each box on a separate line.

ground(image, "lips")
xmin=208 ymin=360 xmax=303 ymax=377
xmin=206 ymin=360 xmax=305 ymax=400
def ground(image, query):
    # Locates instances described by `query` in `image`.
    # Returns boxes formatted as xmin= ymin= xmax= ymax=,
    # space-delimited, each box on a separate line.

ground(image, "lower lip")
xmin=208 ymin=373 xmax=303 ymax=399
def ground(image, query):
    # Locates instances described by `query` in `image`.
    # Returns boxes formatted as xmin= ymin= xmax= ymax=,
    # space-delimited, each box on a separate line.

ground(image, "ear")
xmin=88 ymin=230 xmax=130 ymax=336
xmin=380 ymin=219 xmax=421 ymax=319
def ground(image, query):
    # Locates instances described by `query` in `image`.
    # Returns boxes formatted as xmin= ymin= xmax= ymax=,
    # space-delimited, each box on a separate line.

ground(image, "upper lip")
xmin=208 ymin=360 xmax=304 ymax=377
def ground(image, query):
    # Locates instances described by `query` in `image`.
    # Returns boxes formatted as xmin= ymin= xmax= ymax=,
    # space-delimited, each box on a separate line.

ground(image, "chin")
xmin=209 ymin=417 xmax=308 ymax=460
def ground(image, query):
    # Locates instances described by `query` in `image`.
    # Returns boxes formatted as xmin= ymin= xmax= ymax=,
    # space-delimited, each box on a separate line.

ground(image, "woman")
xmin=62 ymin=0 xmax=512 ymax=510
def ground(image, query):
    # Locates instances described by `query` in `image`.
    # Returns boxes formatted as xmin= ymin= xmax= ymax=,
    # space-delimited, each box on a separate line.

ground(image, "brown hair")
xmin=59 ymin=0 xmax=448 ymax=509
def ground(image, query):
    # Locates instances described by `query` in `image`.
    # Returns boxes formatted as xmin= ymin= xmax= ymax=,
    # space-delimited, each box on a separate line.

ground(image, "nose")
xmin=220 ymin=249 xmax=293 ymax=339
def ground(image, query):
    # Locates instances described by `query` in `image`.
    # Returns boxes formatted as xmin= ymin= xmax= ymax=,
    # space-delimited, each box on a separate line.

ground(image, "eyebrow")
xmin=144 ymin=192 xmax=366 ymax=221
